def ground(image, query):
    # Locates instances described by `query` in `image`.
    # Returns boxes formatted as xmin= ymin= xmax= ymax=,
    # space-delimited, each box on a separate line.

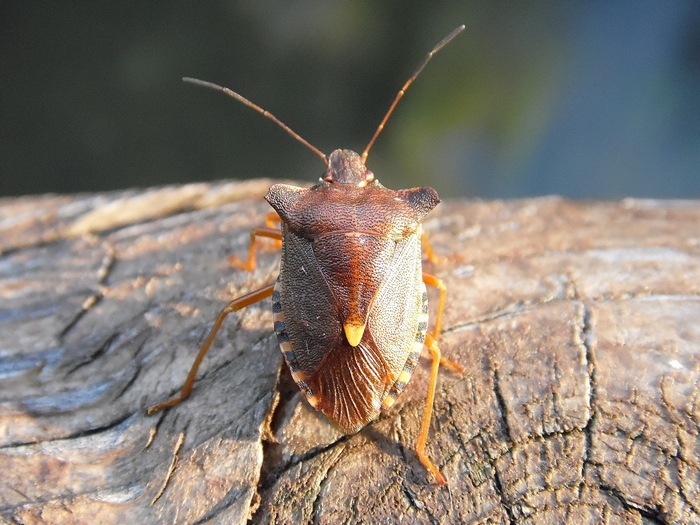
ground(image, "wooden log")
xmin=0 ymin=182 xmax=698 ymax=524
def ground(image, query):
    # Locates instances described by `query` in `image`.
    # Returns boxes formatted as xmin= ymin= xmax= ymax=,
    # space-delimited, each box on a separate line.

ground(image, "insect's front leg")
xmin=229 ymin=211 xmax=283 ymax=271
xmin=421 ymin=232 xmax=446 ymax=265
xmin=264 ymin=211 xmax=283 ymax=248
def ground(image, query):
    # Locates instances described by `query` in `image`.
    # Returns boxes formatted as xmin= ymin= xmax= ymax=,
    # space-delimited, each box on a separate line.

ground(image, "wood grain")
xmin=0 ymin=183 xmax=698 ymax=524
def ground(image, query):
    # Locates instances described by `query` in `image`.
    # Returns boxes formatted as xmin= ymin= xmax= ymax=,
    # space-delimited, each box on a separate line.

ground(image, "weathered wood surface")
xmin=0 ymin=181 xmax=698 ymax=524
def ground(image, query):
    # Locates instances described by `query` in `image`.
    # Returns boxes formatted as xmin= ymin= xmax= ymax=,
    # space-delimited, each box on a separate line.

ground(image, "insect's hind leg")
xmin=230 ymin=211 xmax=283 ymax=271
xmin=415 ymin=332 xmax=448 ymax=484
xmin=147 ymin=283 xmax=275 ymax=414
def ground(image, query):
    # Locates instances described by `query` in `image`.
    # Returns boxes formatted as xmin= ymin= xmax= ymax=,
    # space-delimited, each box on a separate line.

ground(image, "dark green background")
xmin=2 ymin=2 xmax=699 ymax=199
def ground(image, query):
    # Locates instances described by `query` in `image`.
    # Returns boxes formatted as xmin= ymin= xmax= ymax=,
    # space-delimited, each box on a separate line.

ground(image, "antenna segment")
xmin=182 ymin=77 xmax=329 ymax=166
xmin=361 ymin=25 xmax=465 ymax=164
xmin=183 ymin=24 xmax=464 ymax=169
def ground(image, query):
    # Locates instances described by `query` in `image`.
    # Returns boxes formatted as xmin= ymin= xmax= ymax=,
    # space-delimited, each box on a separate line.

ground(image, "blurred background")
xmin=1 ymin=1 xmax=699 ymax=199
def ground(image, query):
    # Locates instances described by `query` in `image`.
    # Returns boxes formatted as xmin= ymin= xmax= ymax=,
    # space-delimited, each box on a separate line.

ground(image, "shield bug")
xmin=149 ymin=25 xmax=465 ymax=484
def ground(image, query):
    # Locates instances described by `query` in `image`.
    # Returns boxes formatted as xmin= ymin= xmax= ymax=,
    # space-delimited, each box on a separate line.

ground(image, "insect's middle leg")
xmin=422 ymin=272 xmax=463 ymax=373
xmin=421 ymin=232 xmax=445 ymax=265
xmin=230 ymin=211 xmax=282 ymax=271
xmin=422 ymin=272 xmax=445 ymax=339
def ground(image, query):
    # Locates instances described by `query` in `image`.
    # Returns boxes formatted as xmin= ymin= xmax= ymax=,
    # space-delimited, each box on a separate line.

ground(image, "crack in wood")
xmin=658 ymin=378 xmax=700 ymax=517
xmin=310 ymin=458 xmax=333 ymax=525
xmin=62 ymin=332 xmax=120 ymax=376
xmin=150 ymin=431 xmax=185 ymax=506
xmin=3 ymin=412 xmax=137 ymax=451
xmin=580 ymin=301 xmax=597 ymax=486
xmin=58 ymin=240 xmax=117 ymax=341
xmin=599 ymin=483 xmax=667 ymax=524
xmin=670 ymin=453 xmax=700 ymax=520
xmin=488 ymin=355 xmax=519 ymax=524
xmin=249 ymin=380 xmax=353 ymax=523
xmin=491 ymin=467 xmax=517 ymax=525
xmin=189 ymin=486 xmax=249 ymax=525
xmin=492 ymin=367 xmax=514 ymax=445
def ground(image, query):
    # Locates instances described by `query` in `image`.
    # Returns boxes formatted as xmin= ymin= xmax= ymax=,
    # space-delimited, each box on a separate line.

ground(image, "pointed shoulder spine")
xmin=395 ymin=186 xmax=441 ymax=220
xmin=265 ymin=184 xmax=308 ymax=222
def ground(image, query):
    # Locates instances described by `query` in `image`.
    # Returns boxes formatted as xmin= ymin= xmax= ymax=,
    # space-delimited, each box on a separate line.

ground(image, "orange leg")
xmin=229 ymin=224 xmax=282 ymax=271
xmin=416 ymin=332 xmax=447 ymax=484
xmin=147 ymin=283 xmax=276 ymax=414
xmin=264 ymin=211 xmax=281 ymax=228
xmin=421 ymin=232 xmax=444 ymax=264
xmin=423 ymin=272 xmax=463 ymax=374
xmin=264 ymin=211 xmax=283 ymax=249
xmin=422 ymin=272 xmax=446 ymax=339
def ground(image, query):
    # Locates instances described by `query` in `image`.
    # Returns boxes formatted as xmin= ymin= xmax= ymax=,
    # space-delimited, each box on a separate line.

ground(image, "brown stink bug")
xmin=148 ymin=25 xmax=465 ymax=484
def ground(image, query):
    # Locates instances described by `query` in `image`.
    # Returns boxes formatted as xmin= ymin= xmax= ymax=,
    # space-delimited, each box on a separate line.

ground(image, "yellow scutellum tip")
xmin=344 ymin=322 xmax=366 ymax=347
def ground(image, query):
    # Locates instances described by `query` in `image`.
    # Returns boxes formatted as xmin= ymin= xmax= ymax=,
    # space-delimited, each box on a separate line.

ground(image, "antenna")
xmin=361 ymin=24 xmax=465 ymax=164
xmin=182 ymin=77 xmax=329 ymax=166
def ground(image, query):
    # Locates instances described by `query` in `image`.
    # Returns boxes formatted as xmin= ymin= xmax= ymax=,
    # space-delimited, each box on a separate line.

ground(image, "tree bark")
xmin=0 ymin=182 xmax=698 ymax=524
